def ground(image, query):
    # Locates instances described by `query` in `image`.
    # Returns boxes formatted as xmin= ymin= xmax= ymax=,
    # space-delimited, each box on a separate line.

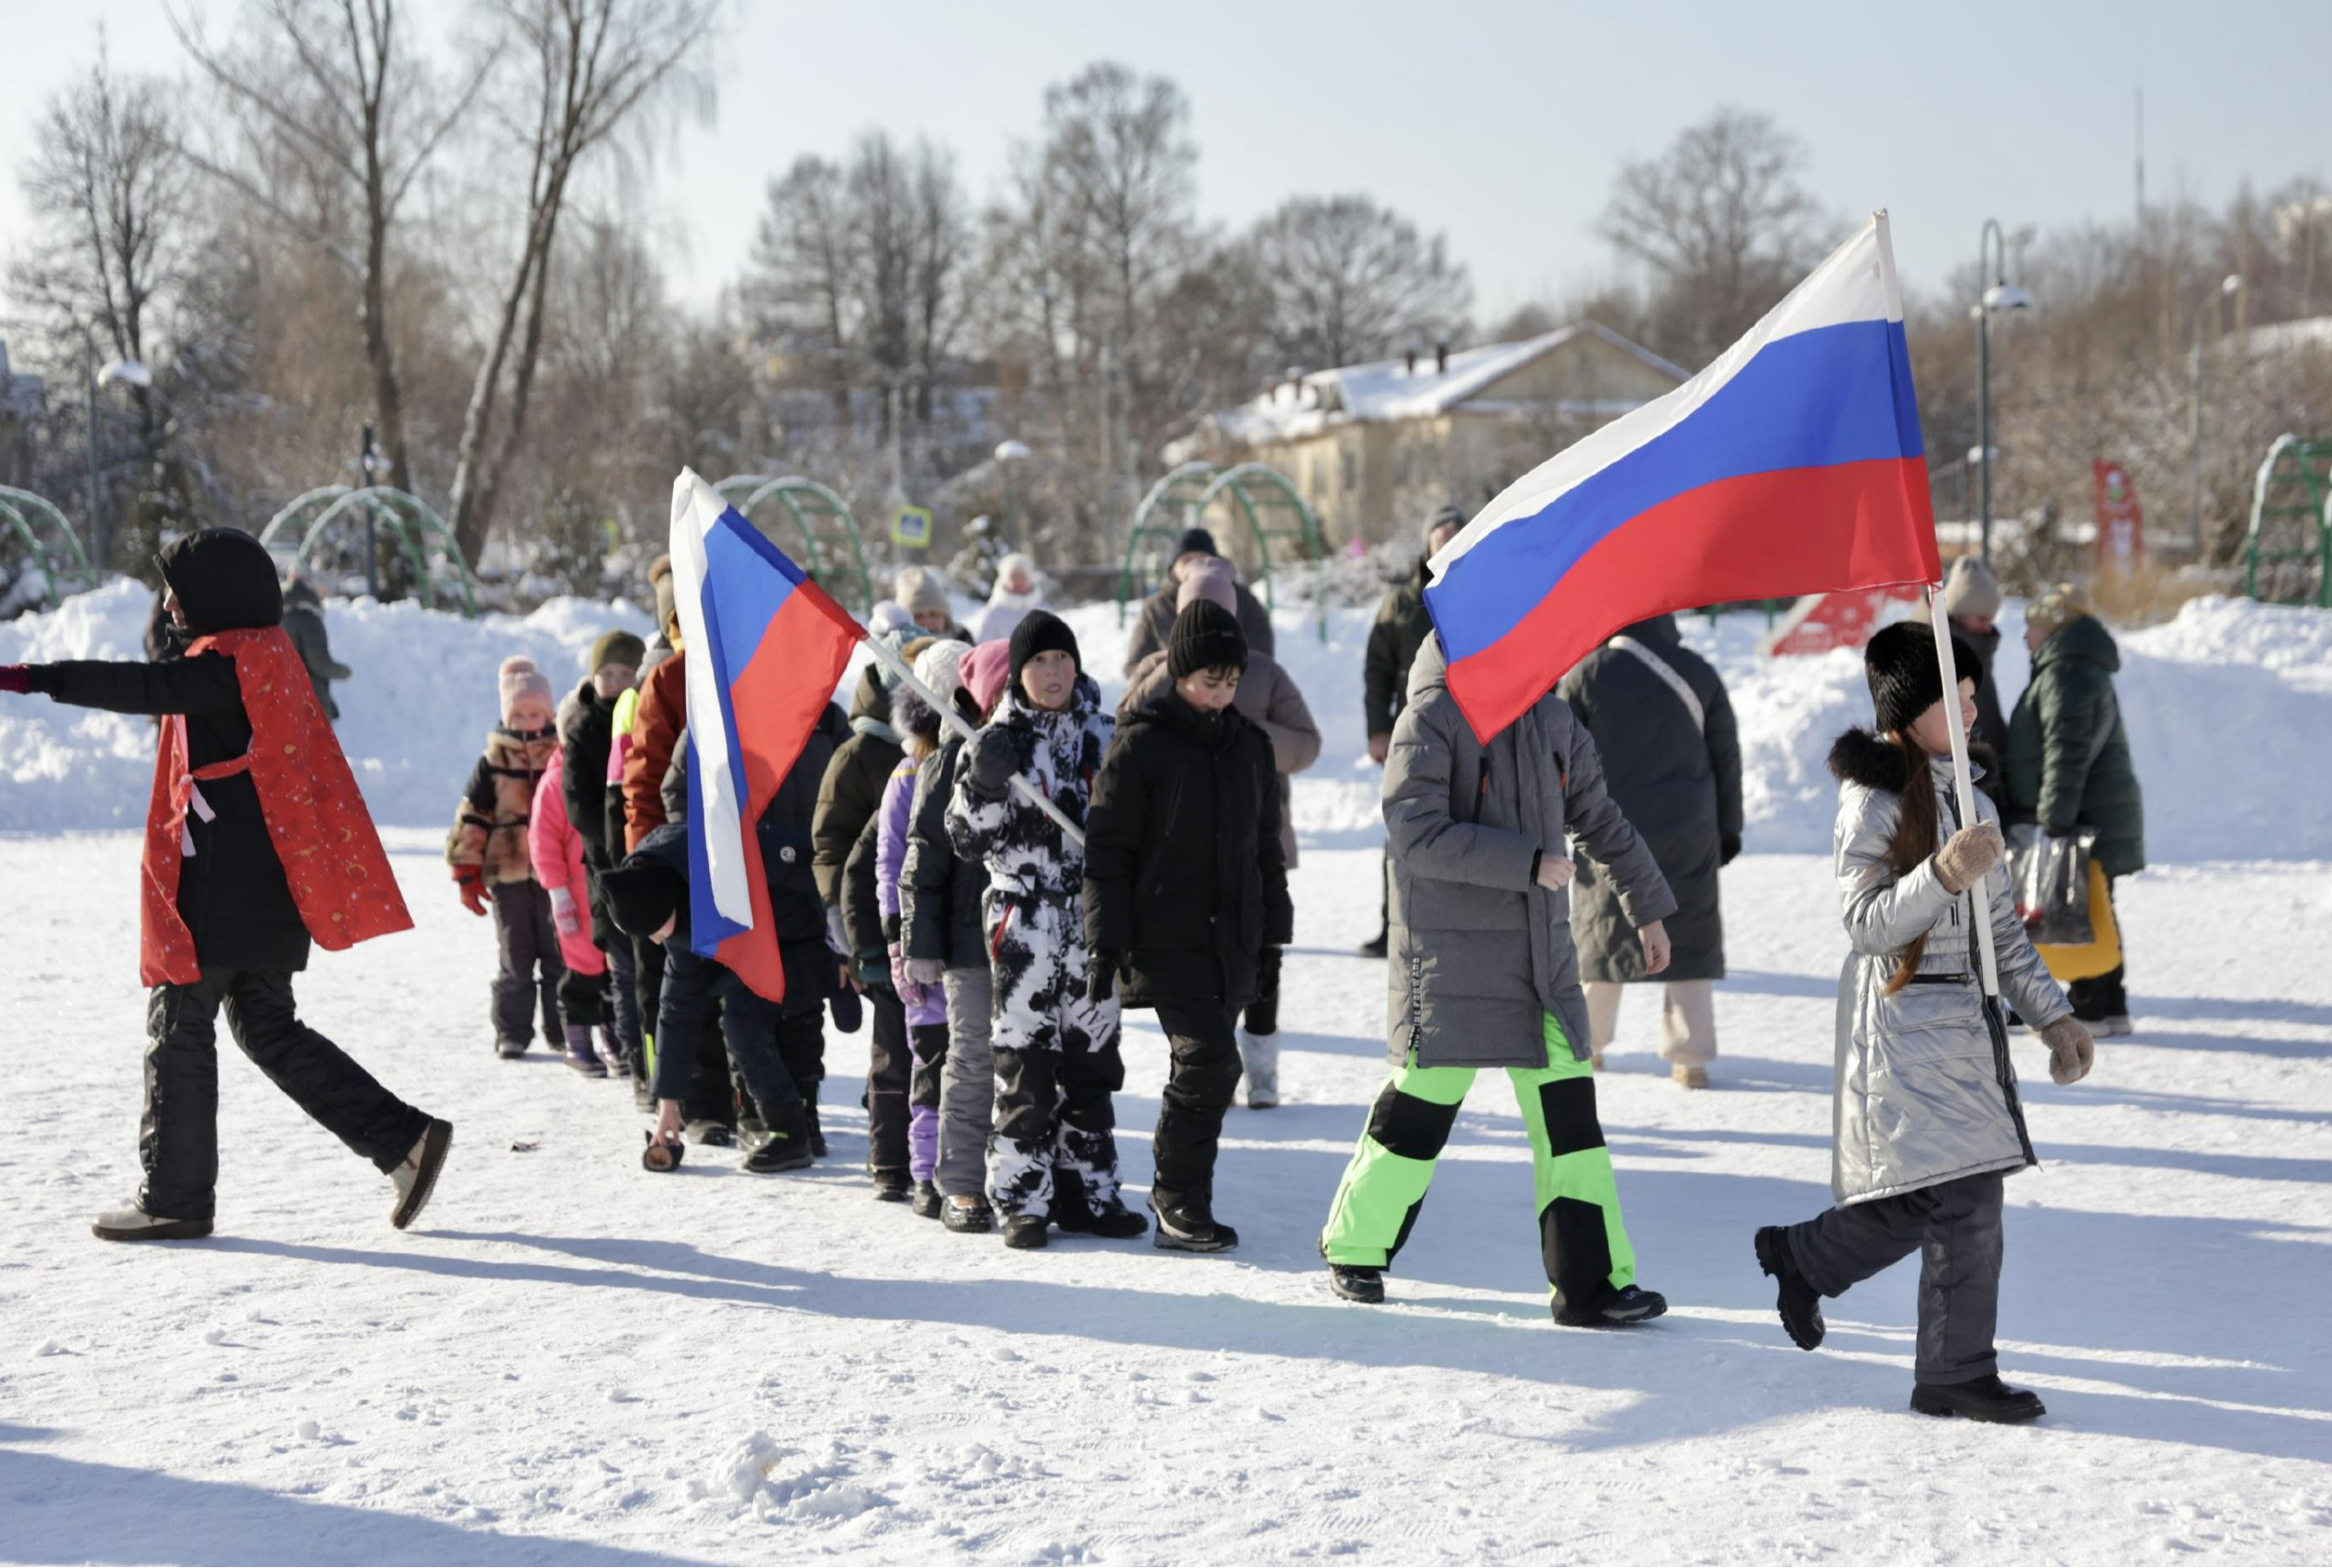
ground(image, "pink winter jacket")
xmin=529 ymin=749 xmax=606 ymax=977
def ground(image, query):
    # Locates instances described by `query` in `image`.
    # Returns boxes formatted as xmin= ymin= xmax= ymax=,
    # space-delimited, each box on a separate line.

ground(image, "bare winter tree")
xmin=1598 ymin=107 xmax=1836 ymax=368
xmin=171 ymin=0 xmax=493 ymax=496
xmin=749 ymin=153 xmax=856 ymax=428
xmin=6 ymin=41 xmax=198 ymax=567
xmin=445 ymin=0 xmax=719 ymax=567
xmin=1244 ymin=195 xmax=1471 ymax=369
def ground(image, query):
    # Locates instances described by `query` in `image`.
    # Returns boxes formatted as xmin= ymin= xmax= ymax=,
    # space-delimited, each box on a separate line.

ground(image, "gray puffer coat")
xmin=1826 ymin=728 xmax=2070 ymax=1205
xmin=1384 ymin=640 xmax=1676 ymax=1069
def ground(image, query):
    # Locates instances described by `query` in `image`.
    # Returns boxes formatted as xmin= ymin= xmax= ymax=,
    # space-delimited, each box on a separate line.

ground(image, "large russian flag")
xmin=670 ymin=469 xmax=862 ymax=1001
xmin=1426 ymin=212 xmax=1941 ymax=740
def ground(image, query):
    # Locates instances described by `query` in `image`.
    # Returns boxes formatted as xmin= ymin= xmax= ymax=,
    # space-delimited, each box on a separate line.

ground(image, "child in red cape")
xmin=0 ymin=528 xmax=452 ymax=1241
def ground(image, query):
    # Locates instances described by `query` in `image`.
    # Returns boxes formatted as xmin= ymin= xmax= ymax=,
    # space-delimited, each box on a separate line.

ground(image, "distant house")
xmin=1167 ymin=323 xmax=1687 ymax=544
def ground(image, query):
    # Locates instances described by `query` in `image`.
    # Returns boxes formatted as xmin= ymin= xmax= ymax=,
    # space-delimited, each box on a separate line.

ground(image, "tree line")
xmin=5 ymin=14 xmax=2327 ymax=602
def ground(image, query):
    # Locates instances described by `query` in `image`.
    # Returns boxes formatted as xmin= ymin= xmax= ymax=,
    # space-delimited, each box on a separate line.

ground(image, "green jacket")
xmin=2006 ymin=615 xmax=2146 ymax=876
xmin=1363 ymin=569 xmax=1435 ymax=739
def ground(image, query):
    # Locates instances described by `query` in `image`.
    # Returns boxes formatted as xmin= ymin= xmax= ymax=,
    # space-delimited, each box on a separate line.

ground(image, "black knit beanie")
xmin=601 ymin=862 xmax=683 ymax=940
xmin=1167 ymin=599 xmax=1247 ymax=680
xmin=1172 ymin=525 xmax=1219 ymax=561
xmin=1008 ymin=609 xmax=1080 ymax=692
xmin=1864 ymin=621 xmax=1984 ymax=735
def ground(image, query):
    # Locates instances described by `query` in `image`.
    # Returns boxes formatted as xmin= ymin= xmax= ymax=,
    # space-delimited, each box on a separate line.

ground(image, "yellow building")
xmin=1167 ymin=323 xmax=1687 ymax=545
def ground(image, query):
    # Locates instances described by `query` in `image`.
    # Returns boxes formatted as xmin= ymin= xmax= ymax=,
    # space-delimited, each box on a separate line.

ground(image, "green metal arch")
xmin=0 ymin=486 xmax=98 ymax=607
xmin=258 ymin=485 xmax=479 ymax=615
xmin=1117 ymin=460 xmax=1327 ymax=635
xmin=718 ymin=474 xmax=876 ymax=616
xmin=2245 ymin=434 xmax=2332 ymax=609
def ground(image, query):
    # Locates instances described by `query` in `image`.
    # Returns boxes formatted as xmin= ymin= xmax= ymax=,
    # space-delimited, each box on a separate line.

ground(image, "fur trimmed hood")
xmin=1829 ymin=727 xmax=1995 ymax=792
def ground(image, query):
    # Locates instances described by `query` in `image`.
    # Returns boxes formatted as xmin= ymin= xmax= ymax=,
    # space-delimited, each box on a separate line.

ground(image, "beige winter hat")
xmin=894 ymin=566 xmax=951 ymax=619
xmin=2025 ymin=581 xmax=2092 ymax=638
xmin=1942 ymin=554 xmax=2003 ymax=621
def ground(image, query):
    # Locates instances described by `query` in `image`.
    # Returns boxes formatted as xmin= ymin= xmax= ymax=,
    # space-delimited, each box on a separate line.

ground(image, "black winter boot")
xmin=1552 ymin=1282 xmax=1668 ymax=1327
xmin=742 ymin=1100 xmax=814 ymax=1174
xmin=1056 ymin=1200 xmax=1147 ymax=1240
xmin=942 ymin=1196 xmax=995 ymax=1234
xmin=1755 ymin=1225 xmax=1826 ymax=1350
xmin=1001 ymin=1213 xmax=1049 ymax=1250
xmin=1911 ymin=1373 xmax=2045 ymax=1424
xmin=1327 ymin=1265 xmax=1385 ymax=1303
xmin=872 ymin=1170 xmax=912 ymax=1202
xmin=910 ymin=1179 xmax=942 ymax=1218
xmin=1150 ymin=1191 xmax=1237 ymax=1253
xmin=802 ymin=1087 xmax=828 ymax=1157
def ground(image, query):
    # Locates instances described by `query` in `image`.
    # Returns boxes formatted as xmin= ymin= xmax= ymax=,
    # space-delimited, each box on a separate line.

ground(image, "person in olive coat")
xmin=1358 ymin=504 xmax=1464 ymax=956
xmin=1559 ymin=614 xmax=1742 ymax=1088
xmin=2006 ymin=583 xmax=2145 ymax=1034
xmin=1085 ymin=600 xmax=1292 ymax=1253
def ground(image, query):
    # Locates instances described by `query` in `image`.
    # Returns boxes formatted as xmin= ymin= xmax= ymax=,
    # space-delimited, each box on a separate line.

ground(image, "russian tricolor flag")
xmin=1426 ymin=212 xmax=1942 ymax=740
xmin=670 ymin=469 xmax=862 ymax=1001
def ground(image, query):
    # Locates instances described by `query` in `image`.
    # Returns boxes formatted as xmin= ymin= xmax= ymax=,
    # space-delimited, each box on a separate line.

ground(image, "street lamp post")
xmin=84 ymin=357 xmax=152 ymax=574
xmin=994 ymin=439 xmax=1031 ymax=545
xmin=2189 ymin=273 xmax=2244 ymax=560
xmin=1972 ymin=220 xmax=2035 ymax=561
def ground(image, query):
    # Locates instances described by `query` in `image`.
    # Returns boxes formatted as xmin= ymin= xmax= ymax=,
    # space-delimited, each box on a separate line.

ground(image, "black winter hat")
xmin=1426 ymin=502 xmax=1466 ymax=541
xmin=1171 ymin=526 xmax=1219 ymax=561
xmin=601 ymin=861 xmax=684 ymax=940
xmin=1864 ymin=620 xmax=1984 ymax=735
xmin=1008 ymin=609 xmax=1080 ymax=692
xmin=158 ymin=528 xmax=283 ymax=634
xmin=1167 ymin=599 xmax=1248 ymax=680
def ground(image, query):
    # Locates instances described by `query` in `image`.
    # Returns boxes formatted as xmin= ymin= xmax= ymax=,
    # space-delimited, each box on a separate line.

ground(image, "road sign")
xmin=891 ymin=504 xmax=933 ymax=550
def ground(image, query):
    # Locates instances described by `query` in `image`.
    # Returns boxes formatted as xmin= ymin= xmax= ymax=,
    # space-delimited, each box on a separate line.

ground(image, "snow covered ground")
xmin=5 ymin=837 xmax=2329 ymax=1564
xmin=4 ymin=584 xmax=2331 ymax=1562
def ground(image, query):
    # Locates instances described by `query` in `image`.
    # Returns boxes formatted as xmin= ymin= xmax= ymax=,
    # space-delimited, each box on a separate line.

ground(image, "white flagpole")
xmin=1926 ymin=586 xmax=2001 ymax=998
xmin=857 ymin=629 xmax=1087 ymax=851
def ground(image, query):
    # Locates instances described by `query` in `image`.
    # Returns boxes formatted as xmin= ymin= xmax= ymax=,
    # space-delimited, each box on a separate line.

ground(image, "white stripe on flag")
xmin=669 ymin=468 xmax=754 ymax=929
xmin=1431 ymin=215 xmax=1896 ymax=576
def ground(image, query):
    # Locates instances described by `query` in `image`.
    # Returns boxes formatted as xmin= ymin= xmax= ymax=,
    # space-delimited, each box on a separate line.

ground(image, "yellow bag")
xmin=2038 ymin=861 xmax=2120 ymax=982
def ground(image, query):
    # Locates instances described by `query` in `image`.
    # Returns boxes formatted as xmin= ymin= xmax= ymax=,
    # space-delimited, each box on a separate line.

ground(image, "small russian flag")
xmin=669 ymin=469 xmax=863 ymax=1001
xmin=1425 ymin=212 xmax=1942 ymax=740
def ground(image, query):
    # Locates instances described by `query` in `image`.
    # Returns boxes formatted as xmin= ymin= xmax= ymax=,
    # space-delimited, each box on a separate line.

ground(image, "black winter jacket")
xmin=1363 ymin=566 xmax=1436 ymax=739
xmin=2006 ymin=615 xmax=2146 ymax=876
xmin=840 ymin=808 xmax=888 ymax=962
xmin=28 ymin=655 xmax=310 ymax=972
xmin=1558 ymin=615 xmax=1742 ymax=983
xmin=559 ymin=680 xmax=618 ymax=942
xmin=813 ymin=666 xmax=903 ymax=906
xmin=1083 ymin=690 xmax=1293 ymax=1009
xmin=1951 ymin=619 xmax=2011 ymax=803
xmin=901 ymin=734 xmax=987 ymax=966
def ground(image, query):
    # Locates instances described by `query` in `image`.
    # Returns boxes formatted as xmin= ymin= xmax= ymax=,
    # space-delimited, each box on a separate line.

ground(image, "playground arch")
xmin=0 ymin=487 xmax=97 ymax=609
xmin=1117 ymin=460 xmax=1326 ymax=632
xmin=2247 ymin=434 xmax=2332 ymax=609
xmin=256 ymin=486 xmax=478 ymax=615
xmin=712 ymin=474 xmax=877 ymax=616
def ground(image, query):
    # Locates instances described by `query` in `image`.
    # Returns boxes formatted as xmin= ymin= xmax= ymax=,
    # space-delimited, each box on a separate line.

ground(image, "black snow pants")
xmin=142 ymin=970 xmax=431 ymax=1223
xmin=490 ymin=882 xmax=565 ymax=1048
xmin=650 ymin=948 xmax=805 ymax=1118
xmin=1150 ymin=1002 xmax=1244 ymax=1211
xmin=1785 ymin=1169 xmax=2007 ymax=1385
xmin=864 ymin=983 xmax=910 ymax=1181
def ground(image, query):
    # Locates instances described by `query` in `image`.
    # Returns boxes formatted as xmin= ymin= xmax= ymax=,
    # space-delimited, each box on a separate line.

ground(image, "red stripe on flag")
xmin=1444 ymin=457 xmax=1939 ymax=740
xmin=713 ymin=586 xmax=862 ymax=1001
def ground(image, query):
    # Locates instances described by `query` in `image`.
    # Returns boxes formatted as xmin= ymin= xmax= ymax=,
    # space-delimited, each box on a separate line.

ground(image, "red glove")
xmin=0 ymin=666 xmax=30 ymax=695
xmin=453 ymin=863 xmax=490 ymax=918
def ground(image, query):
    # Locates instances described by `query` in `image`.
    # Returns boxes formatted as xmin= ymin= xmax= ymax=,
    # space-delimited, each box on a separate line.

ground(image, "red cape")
xmin=140 ymin=626 xmax=412 ymax=986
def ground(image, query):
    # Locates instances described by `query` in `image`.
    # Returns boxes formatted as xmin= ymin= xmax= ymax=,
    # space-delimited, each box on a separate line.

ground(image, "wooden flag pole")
xmin=857 ymin=630 xmax=1087 ymax=851
xmin=1927 ymin=586 xmax=2002 ymax=997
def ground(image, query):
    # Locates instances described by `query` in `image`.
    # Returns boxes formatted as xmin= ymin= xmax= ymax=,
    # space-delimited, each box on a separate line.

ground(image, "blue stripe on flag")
xmin=1430 ymin=319 xmax=1924 ymax=663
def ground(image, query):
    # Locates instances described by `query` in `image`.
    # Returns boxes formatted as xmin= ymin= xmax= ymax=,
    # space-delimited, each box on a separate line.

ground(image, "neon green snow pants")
xmin=1319 ymin=1012 xmax=1636 ymax=1305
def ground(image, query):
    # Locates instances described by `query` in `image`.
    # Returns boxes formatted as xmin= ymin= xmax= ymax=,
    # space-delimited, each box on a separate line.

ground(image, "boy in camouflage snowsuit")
xmin=945 ymin=613 xmax=1145 ymax=1248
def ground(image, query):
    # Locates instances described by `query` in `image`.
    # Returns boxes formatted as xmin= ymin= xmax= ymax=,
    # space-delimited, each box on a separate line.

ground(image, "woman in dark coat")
xmin=1084 ymin=601 xmax=1292 ymax=1253
xmin=2005 ymin=584 xmax=2145 ymax=1034
xmin=1558 ymin=614 xmax=1742 ymax=1087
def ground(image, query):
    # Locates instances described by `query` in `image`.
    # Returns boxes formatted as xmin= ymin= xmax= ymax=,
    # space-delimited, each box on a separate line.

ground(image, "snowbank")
xmin=0 ymin=581 xmax=653 ymax=831
xmin=6 ymin=583 xmax=2329 ymax=862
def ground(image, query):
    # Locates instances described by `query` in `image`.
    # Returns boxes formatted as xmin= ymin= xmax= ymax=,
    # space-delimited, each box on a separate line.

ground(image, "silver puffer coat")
xmin=1827 ymin=728 xmax=2071 ymax=1205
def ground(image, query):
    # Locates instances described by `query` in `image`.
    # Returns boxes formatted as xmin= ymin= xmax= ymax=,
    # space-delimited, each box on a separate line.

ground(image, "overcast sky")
xmin=5 ymin=0 xmax=2328 ymax=342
